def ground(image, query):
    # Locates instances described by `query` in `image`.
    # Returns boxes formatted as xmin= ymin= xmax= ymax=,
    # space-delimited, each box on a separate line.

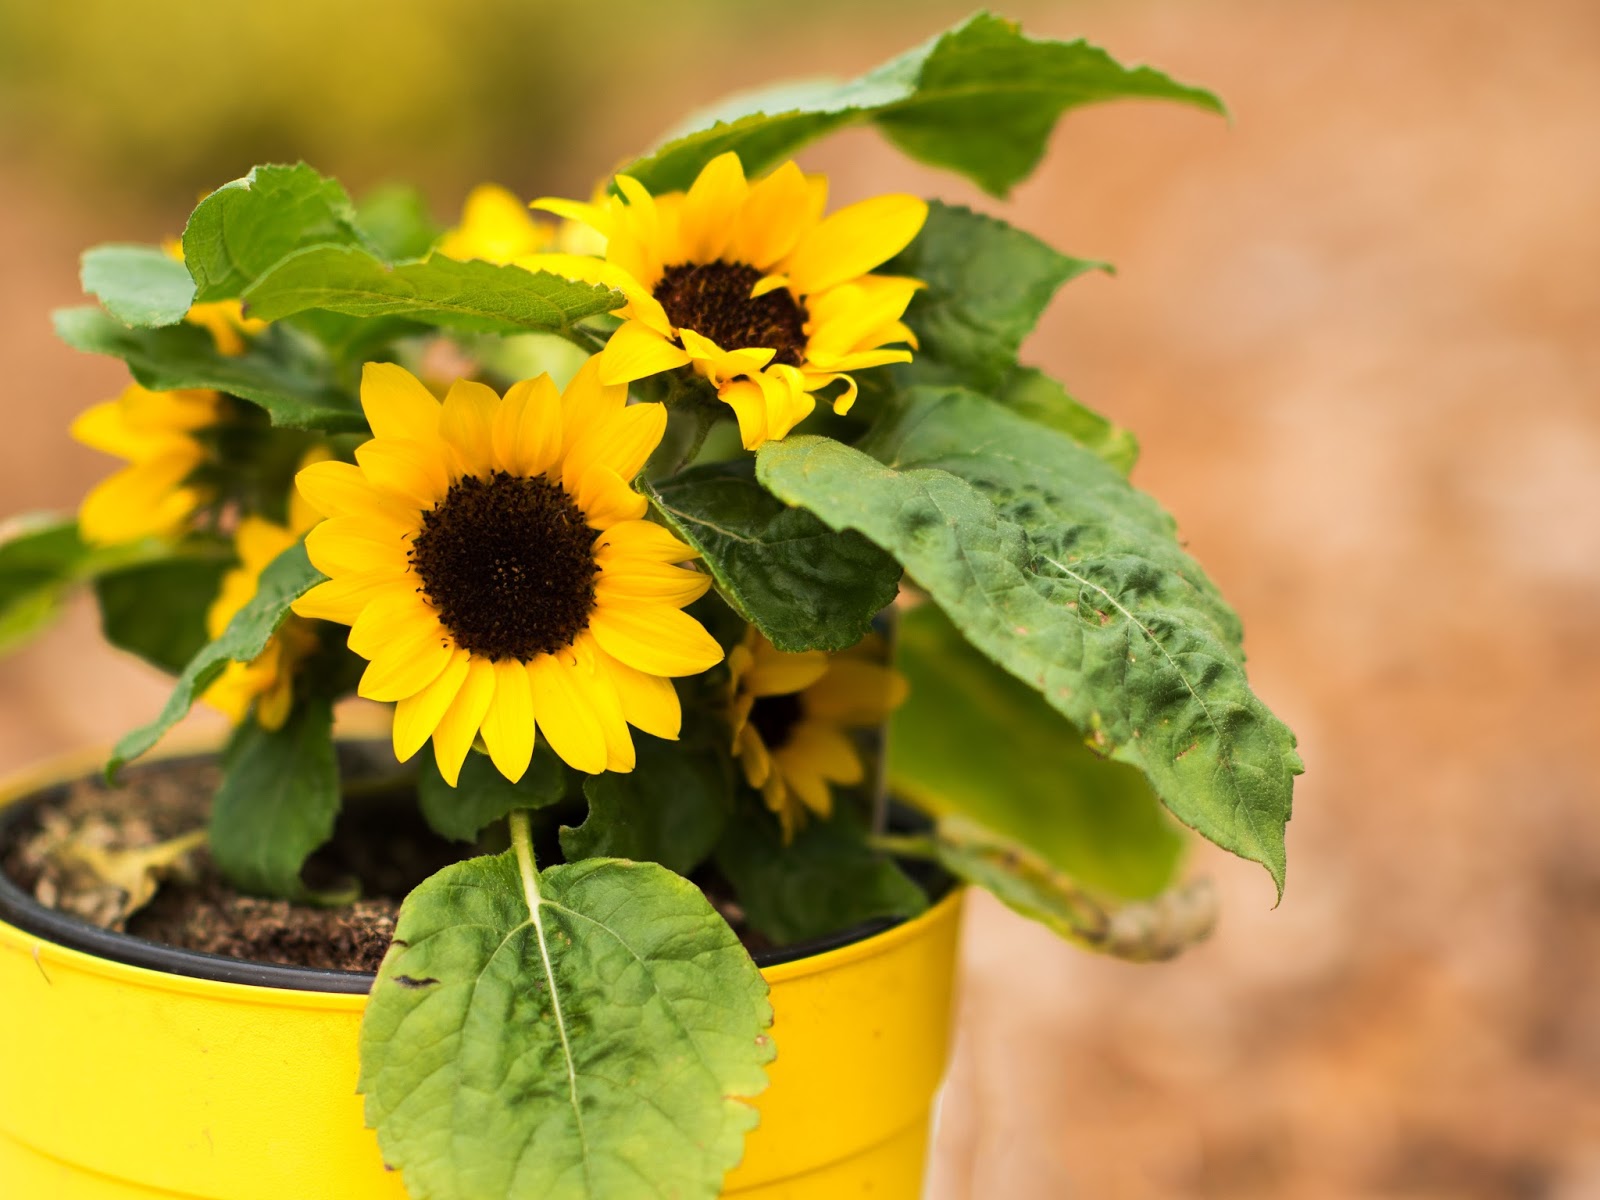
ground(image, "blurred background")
xmin=2 ymin=0 xmax=1597 ymax=1195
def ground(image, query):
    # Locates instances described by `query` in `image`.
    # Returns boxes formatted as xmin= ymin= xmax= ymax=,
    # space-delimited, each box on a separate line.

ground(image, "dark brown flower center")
xmin=653 ymin=260 xmax=808 ymax=367
xmin=749 ymin=692 xmax=806 ymax=751
xmin=409 ymin=471 xmax=597 ymax=662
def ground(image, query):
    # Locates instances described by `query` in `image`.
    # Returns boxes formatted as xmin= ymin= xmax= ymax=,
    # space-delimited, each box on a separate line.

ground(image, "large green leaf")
xmin=561 ymin=733 xmax=729 ymax=875
xmin=0 ymin=516 xmax=183 ymax=656
xmin=885 ymin=201 xmax=1136 ymax=473
xmin=417 ymin=745 xmax=570 ymax=844
xmin=95 ymin=555 xmax=231 ymax=674
xmin=182 ymin=163 xmax=370 ymax=302
xmin=645 ymin=460 xmax=901 ymax=653
xmin=361 ymin=850 xmax=772 ymax=1200
xmin=892 ymin=818 xmax=1217 ymax=962
xmin=54 ymin=306 xmax=364 ymax=432
xmin=109 ymin=542 xmax=325 ymax=775
xmin=209 ymin=695 xmax=339 ymax=898
xmin=715 ymin=807 xmax=927 ymax=946
xmin=757 ymin=389 xmax=1300 ymax=895
xmin=354 ymin=183 xmax=442 ymax=262
xmin=892 ymin=602 xmax=1184 ymax=900
xmin=80 ymin=244 xmax=194 ymax=328
xmin=241 ymin=245 xmax=624 ymax=335
xmin=624 ymin=14 xmax=1222 ymax=197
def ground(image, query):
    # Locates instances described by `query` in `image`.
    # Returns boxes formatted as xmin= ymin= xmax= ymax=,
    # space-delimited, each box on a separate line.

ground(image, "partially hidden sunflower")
xmin=70 ymin=384 xmax=223 ymax=546
xmin=436 ymin=183 xmax=604 ymax=266
xmin=529 ymin=152 xmax=928 ymax=449
xmin=201 ymin=448 xmax=330 ymax=730
xmin=290 ymin=358 xmax=724 ymax=784
xmin=728 ymin=628 xmax=908 ymax=838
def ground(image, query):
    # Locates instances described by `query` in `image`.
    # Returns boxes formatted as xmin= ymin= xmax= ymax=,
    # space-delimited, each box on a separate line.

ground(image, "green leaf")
xmin=993 ymin=366 xmax=1139 ymax=476
xmin=625 ymin=13 xmax=1222 ymax=197
xmin=241 ymin=245 xmax=624 ymax=335
xmin=885 ymin=201 xmax=1136 ymax=474
xmin=645 ymin=460 xmax=901 ymax=653
xmin=715 ymin=807 xmax=928 ymax=946
xmin=80 ymin=244 xmax=194 ymax=328
xmin=95 ymin=555 xmax=231 ymax=674
xmin=182 ymin=163 xmax=370 ymax=302
xmin=561 ymin=733 xmax=729 ymax=875
xmin=417 ymin=746 xmax=569 ymax=844
xmin=0 ymin=516 xmax=184 ymax=656
xmin=889 ymin=201 xmax=1106 ymax=392
xmin=109 ymin=542 xmax=325 ymax=775
xmin=54 ymin=306 xmax=365 ymax=432
xmin=361 ymin=851 xmax=772 ymax=1200
xmin=896 ymin=818 xmax=1217 ymax=962
xmin=757 ymin=389 xmax=1300 ymax=896
xmin=355 ymin=183 xmax=442 ymax=262
xmin=209 ymin=695 xmax=339 ymax=898
xmin=891 ymin=603 xmax=1183 ymax=900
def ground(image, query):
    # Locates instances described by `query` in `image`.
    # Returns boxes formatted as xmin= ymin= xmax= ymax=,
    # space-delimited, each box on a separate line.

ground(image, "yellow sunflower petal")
xmin=597 ymin=320 xmax=692 ymax=386
xmin=296 ymin=459 xmax=418 ymax=526
xmin=439 ymin=379 xmax=502 ymax=477
xmin=558 ymin=354 xmax=626 ymax=458
xmin=361 ymin=363 xmax=442 ymax=442
xmin=594 ymin=520 xmax=698 ymax=564
xmin=494 ymin=373 xmax=563 ymax=477
xmin=530 ymin=196 xmax=613 ymax=238
xmin=392 ymin=649 xmax=471 ymax=762
xmin=738 ymin=726 xmax=772 ymax=789
xmin=304 ymin=517 xmax=410 ymax=577
xmin=572 ymin=643 xmax=636 ymax=772
xmin=595 ymin=559 xmax=710 ymax=606
xmin=804 ymin=659 xmax=909 ymax=724
xmin=479 ymin=658 xmax=536 ymax=782
xmin=357 ymin=628 xmax=454 ymax=703
xmin=745 ymin=647 xmax=829 ymax=697
xmin=781 ymin=195 xmax=929 ymax=296
xmin=256 ymin=667 xmax=296 ymax=732
xmin=677 ymin=328 xmax=774 ymax=383
xmin=354 ymin=439 xmax=450 ymax=509
xmin=678 ymin=151 xmax=748 ymax=263
xmin=78 ymin=460 xmax=203 ymax=545
xmin=290 ymin=570 xmax=405 ymax=624
xmin=589 ymin=604 xmax=724 ymax=678
xmin=773 ymin=751 xmax=835 ymax=819
xmin=750 ymin=367 xmax=816 ymax=443
xmin=785 ymin=721 xmax=866 ymax=784
xmin=576 ymin=463 xmax=649 ymax=528
xmin=564 ymin=401 xmax=666 ymax=492
xmin=719 ymin=379 xmax=769 ymax=450
xmin=437 ymin=184 xmax=547 ymax=265
xmin=431 ymin=659 xmax=498 ymax=786
xmin=528 ymin=653 xmax=608 ymax=775
xmin=731 ymin=161 xmax=825 ymax=269
xmin=348 ymin=590 xmax=441 ymax=659
xmin=593 ymin=643 xmax=681 ymax=739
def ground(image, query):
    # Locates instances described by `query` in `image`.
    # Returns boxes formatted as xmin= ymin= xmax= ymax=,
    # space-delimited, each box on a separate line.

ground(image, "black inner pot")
xmin=0 ymin=749 xmax=949 ymax=994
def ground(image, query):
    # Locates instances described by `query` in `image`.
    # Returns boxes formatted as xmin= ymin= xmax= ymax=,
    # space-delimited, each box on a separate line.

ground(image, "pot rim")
xmin=0 ymin=742 xmax=954 ymax=997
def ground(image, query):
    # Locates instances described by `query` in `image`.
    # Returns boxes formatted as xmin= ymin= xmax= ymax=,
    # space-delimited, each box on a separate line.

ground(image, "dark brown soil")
xmin=0 ymin=755 xmax=769 ymax=973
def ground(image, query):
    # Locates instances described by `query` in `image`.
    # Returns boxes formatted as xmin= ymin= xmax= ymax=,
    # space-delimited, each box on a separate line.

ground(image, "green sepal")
xmin=108 ymin=541 xmax=324 ymax=776
xmin=209 ymin=695 xmax=340 ymax=899
xmin=891 ymin=602 xmax=1184 ymax=899
xmin=79 ymin=244 xmax=195 ymax=328
xmin=561 ymin=732 xmax=730 ymax=875
xmin=757 ymin=390 xmax=1300 ymax=897
xmin=645 ymin=460 xmax=901 ymax=653
xmin=715 ymin=806 xmax=928 ymax=946
xmin=417 ymin=745 xmax=570 ymax=844
xmin=361 ymin=851 xmax=773 ymax=1200
xmin=624 ymin=13 xmax=1222 ymax=198
xmin=54 ymin=306 xmax=364 ymax=432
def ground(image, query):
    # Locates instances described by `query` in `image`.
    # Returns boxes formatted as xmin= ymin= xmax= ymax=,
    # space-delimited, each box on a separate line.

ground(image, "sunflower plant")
xmin=0 ymin=13 xmax=1301 ymax=1198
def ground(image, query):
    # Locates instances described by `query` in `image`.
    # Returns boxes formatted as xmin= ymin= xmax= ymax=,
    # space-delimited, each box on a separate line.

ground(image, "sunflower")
xmin=201 ymin=448 xmax=329 ymax=729
xmin=290 ymin=358 xmax=723 ymax=784
xmin=70 ymin=384 xmax=223 ymax=546
xmin=530 ymin=152 xmax=927 ymax=449
xmin=163 ymin=238 xmax=267 ymax=357
xmin=436 ymin=183 xmax=605 ymax=266
xmin=727 ymin=628 xmax=908 ymax=838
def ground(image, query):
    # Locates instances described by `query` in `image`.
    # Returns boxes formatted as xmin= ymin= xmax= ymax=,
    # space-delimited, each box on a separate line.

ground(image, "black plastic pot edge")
xmin=0 ymin=756 xmax=947 ymax=994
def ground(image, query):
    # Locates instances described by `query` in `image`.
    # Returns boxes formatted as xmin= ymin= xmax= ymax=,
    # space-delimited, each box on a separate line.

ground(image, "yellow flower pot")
xmin=0 ymin=753 xmax=963 ymax=1199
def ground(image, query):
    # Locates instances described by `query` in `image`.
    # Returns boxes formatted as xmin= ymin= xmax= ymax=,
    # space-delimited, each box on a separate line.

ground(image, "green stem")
xmin=866 ymin=832 xmax=941 ymax=861
xmin=509 ymin=809 xmax=539 ymax=886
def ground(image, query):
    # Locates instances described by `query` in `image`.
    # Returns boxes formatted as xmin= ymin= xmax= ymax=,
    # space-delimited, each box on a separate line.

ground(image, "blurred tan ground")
xmin=3 ymin=1 xmax=1598 ymax=1197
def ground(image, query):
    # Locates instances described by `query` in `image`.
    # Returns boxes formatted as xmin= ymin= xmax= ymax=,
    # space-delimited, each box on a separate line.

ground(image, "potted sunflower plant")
xmin=0 ymin=13 xmax=1300 ymax=1200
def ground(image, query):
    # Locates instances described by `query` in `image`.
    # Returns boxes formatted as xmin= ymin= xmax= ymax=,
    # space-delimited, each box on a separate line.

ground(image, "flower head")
xmin=202 ymin=448 xmax=329 ymax=730
xmin=728 ymin=628 xmax=908 ymax=837
xmin=290 ymin=359 xmax=723 ymax=784
xmin=70 ymin=384 xmax=223 ymax=546
xmin=437 ymin=183 xmax=605 ymax=266
xmin=531 ymin=153 xmax=927 ymax=449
